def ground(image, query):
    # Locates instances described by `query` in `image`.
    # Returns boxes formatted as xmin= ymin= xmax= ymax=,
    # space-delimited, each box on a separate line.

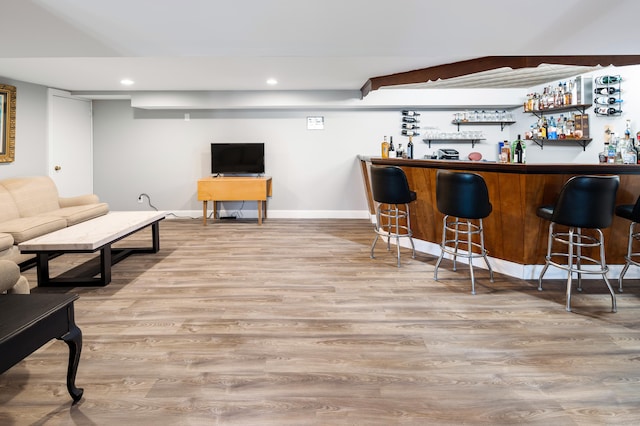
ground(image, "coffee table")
xmin=19 ymin=211 xmax=165 ymax=287
xmin=0 ymin=294 xmax=83 ymax=402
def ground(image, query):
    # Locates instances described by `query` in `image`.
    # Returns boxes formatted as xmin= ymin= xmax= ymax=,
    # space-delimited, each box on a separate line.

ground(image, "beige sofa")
xmin=0 ymin=176 xmax=109 ymax=265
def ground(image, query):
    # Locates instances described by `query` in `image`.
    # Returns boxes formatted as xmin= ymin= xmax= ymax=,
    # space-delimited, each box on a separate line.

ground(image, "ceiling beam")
xmin=360 ymin=55 xmax=640 ymax=98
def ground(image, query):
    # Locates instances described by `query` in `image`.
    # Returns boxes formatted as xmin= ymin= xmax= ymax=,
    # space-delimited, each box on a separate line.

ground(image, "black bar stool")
xmin=433 ymin=170 xmax=493 ymax=294
xmin=537 ymin=175 xmax=619 ymax=312
xmin=615 ymin=195 xmax=640 ymax=292
xmin=370 ymin=166 xmax=416 ymax=267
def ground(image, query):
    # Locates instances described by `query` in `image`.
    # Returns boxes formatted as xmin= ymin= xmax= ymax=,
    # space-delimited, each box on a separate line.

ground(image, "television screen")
xmin=211 ymin=143 xmax=265 ymax=175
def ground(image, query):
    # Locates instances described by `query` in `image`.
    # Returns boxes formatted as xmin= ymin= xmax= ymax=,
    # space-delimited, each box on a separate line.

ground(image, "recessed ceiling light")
xmin=120 ymin=79 xmax=134 ymax=86
xmin=266 ymin=78 xmax=278 ymax=85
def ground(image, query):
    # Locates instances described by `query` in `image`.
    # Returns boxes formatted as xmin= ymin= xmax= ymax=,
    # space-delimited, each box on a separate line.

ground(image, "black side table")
xmin=0 ymin=294 xmax=83 ymax=402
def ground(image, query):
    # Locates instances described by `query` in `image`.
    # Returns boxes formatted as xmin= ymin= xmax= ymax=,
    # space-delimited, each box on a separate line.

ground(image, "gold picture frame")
xmin=0 ymin=84 xmax=16 ymax=163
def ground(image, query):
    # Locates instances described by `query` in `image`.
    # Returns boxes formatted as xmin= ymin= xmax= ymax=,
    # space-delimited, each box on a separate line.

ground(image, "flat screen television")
xmin=211 ymin=143 xmax=265 ymax=175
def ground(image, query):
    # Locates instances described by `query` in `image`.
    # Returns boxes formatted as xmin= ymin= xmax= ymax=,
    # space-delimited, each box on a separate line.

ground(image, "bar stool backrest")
xmin=551 ymin=175 xmax=620 ymax=229
xmin=370 ymin=166 xmax=414 ymax=204
xmin=436 ymin=170 xmax=492 ymax=219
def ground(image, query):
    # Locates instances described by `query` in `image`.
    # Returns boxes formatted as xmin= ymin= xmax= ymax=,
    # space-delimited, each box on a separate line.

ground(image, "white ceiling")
xmin=0 ymin=0 xmax=638 ymax=93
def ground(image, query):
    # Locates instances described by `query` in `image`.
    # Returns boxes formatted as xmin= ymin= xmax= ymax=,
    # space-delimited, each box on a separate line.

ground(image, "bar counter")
xmin=361 ymin=157 xmax=640 ymax=279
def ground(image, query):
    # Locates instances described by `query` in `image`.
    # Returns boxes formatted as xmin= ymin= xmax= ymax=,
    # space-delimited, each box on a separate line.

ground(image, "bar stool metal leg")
xmin=619 ymin=221 xmax=640 ymax=292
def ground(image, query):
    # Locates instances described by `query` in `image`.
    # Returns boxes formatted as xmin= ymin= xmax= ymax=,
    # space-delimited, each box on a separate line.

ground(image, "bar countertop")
xmin=370 ymin=157 xmax=640 ymax=175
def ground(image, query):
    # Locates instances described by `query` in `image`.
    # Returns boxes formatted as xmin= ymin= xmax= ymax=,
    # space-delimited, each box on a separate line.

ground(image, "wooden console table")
xmin=0 ymin=294 xmax=83 ymax=403
xmin=198 ymin=176 xmax=272 ymax=225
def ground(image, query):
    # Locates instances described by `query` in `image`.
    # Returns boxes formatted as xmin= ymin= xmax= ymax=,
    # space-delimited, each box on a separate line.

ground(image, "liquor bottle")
xmin=625 ymin=119 xmax=632 ymax=140
xmin=595 ymin=75 xmax=622 ymax=85
xmin=396 ymin=144 xmax=403 ymax=158
xmin=407 ymin=136 xmax=414 ymax=159
xmin=388 ymin=136 xmax=395 ymax=158
xmin=548 ymin=116 xmax=558 ymax=140
xmin=594 ymin=87 xmax=620 ymax=95
xmin=501 ymin=140 xmax=511 ymax=164
xmin=381 ymin=136 xmax=389 ymax=158
xmin=594 ymin=106 xmax=621 ymax=115
xmin=514 ymin=135 xmax=524 ymax=164
xmin=623 ymin=138 xmax=638 ymax=164
xmin=594 ymin=96 xmax=623 ymax=105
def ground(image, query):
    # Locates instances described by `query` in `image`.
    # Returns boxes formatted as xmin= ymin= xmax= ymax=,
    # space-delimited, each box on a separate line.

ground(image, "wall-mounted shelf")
xmin=530 ymin=138 xmax=593 ymax=151
xmin=423 ymin=138 xmax=485 ymax=148
xmin=452 ymin=120 xmax=515 ymax=131
xmin=524 ymin=103 xmax=592 ymax=118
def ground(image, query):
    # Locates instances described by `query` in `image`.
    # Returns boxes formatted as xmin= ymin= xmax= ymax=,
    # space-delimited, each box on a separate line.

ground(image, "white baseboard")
xmin=160 ymin=209 xmax=371 ymax=220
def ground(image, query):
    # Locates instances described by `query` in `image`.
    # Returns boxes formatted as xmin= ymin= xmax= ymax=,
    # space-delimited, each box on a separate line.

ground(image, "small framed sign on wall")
xmin=307 ymin=116 xmax=324 ymax=130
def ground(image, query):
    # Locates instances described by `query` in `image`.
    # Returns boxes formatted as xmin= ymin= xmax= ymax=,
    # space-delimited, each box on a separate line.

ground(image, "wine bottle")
xmin=389 ymin=136 xmax=395 ymax=157
xmin=401 ymin=130 xmax=420 ymax=136
xmin=594 ymin=106 xmax=621 ymax=115
xmin=402 ymin=116 xmax=420 ymax=123
xmin=594 ymin=96 xmax=623 ymax=105
xmin=381 ymin=136 xmax=389 ymax=158
xmin=402 ymin=110 xmax=420 ymax=117
xmin=407 ymin=136 xmax=414 ymax=159
xmin=594 ymin=87 xmax=620 ymax=95
xmin=514 ymin=135 xmax=524 ymax=164
xmin=402 ymin=123 xmax=419 ymax=130
xmin=595 ymin=75 xmax=622 ymax=85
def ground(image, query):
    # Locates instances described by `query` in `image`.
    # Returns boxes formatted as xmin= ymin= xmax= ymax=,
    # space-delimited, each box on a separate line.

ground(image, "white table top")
xmin=19 ymin=211 xmax=166 ymax=252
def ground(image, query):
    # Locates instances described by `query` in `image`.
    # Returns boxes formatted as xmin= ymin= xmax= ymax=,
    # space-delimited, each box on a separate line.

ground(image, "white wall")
xmin=92 ymin=103 xmax=400 ymax=217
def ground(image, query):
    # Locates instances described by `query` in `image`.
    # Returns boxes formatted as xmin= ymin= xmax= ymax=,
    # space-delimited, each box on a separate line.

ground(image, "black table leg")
xmin=60 ymin=313 xmax=83 ymax=402
xmin=36 ymin=252 xmax=51 ymax=285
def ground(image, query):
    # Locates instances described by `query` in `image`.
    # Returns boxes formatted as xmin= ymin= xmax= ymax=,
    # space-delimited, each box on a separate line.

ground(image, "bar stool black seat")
xmin=615 ymin=195 xmax=640 ymax=292
xmin=537 ymin=175 xmax=619 ymax=312
xmin=433 ymin=170 xmax=494 ymax=294
xmin=370 ymin=165 xmax=416 ymax=267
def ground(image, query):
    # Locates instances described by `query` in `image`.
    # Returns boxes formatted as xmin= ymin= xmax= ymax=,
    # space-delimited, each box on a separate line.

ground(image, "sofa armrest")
xmin=0 ymin=259 xmax=23 ymax=293
xmin=59 ymin=194 xmax=100 ymax=207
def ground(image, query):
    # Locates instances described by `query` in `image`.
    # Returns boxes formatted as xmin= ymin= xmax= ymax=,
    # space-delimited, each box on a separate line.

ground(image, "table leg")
xmin=213 ymin=200 xmax=218 ymax=221
xmin=151 ymin=221 xmax=160 ymax=252
xmin=202 ymin=201 xmax=208 ymax=225
xmin=60 ymin=307 xmax=84 ymax=403
xmin=36 ymin=252 xmax=51 ymax=285
xmin=100 ymin=244 xmax=112 ymax=286
xmin=258 ymin=200 xmax=263 ymax=225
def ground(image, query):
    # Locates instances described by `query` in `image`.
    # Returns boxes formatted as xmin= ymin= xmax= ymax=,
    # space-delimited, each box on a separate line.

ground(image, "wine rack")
xmin=401 ymin=110 xmax=420 ymax=137
xmin=593 ymin=75 xmax=622 ymax=116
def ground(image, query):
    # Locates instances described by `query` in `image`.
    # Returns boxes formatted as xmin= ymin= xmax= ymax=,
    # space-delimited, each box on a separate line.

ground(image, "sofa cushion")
xmin=0 ymin=233 xmax=14 ymax=251
xmin=1 ymin=176 xmax=61 ymax=217
xmin=0 ymin=216 xmax=67 ymax=243
xmin=0 ymin=185 xmax=20 ymax=223
xmin=41 ymin=202 xmax=110 ymax=226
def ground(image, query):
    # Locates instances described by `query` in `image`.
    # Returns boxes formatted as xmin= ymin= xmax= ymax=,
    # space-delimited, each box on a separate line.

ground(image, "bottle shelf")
xmin=452 ymin=120 xmax=515 ymax=131
xmin=423 ymin=138 xmax=485 ymax=148
xmin=524 ymin=104 xmax=592 ymax=117
xmin=530 ymin=138 xmax=593 ymax=151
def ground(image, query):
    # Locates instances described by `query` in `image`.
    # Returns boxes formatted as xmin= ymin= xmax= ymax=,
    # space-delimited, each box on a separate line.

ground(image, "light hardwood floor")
xmin=2 ymin=218 xmax=640 ymax=425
